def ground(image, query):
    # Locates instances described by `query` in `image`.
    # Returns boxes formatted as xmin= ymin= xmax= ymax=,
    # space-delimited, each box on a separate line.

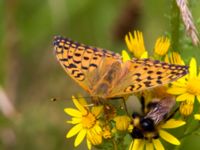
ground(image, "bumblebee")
xmin=130 ymin=96 xmax=176 ymax=140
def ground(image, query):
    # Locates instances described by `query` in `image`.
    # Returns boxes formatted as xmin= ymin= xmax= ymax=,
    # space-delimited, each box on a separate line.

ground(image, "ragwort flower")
xmin=102 ymin=125 xmax=112 ymax=139
xmin=129 ymin=119 xmax=185 ymax=150
xmin=179 ymin=100 xmax=194 ymax=116
xmin=164 ymin=52 xmax=185 ymax=65
xmin=125 ymin=31 xmax=146 ymax=58
xmin=65 ymin=96 xmax=103 ymax=149
xmin=124 ymin=30 xmax=170 ymax=59
xmin=154 ymin=37 xmax=170 ymax=57
xmin=168 ymin=57 xmax=200 ymax=103
xmin=114 ymin=115 xmax=131 ymax=131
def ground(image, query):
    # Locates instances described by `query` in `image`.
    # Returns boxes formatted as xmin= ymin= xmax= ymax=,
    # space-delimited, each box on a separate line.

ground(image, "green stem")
xmin=181 ymin=123 xmax=200 ymax=139
xmin=170 ymin=0 xmax=180 ymax=52
xmin=174 ymin=122 xmax=200 ymax=150
xmin=112 ymin=139 xmax=118 ymax=150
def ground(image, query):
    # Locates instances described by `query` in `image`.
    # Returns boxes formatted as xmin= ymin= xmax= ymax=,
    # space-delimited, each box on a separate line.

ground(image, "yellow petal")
xmin=152 ymin=139 xmax=165 ymax=150
xmin=154 ymin=37 xmax=170 ymax=56
xmin=146 ymin=142 xmax=154 ymax=150
xmin=77 ymin=94 xmax=88 ymax=106
xmin=164 ymin=55 xmax=169 ymax=63
xmin=132 ymin=139 xmax=144 ymax=150
xmin=66 ymin=124 xmax=82 ymax=138
xmin=64 ymin=108 xmax=81 ymax=117
xmin=87 ymin=131 xmax=102 ymax=145
xmin=167 ymin=87 xmax=186 ymax=95
xmin=189 ymin=58 xmax=197 ymax=78
xmin=125 ymin=33 xmax=133 ymax=52
xmin=129 ymin=141 xmax=134 ymax=150
xmin=140 ymin=51 xmax=148 ymax=58
xmin=176 ymin=93 xmax=190 ymax=101
xmin=122 ymin=50 xmax=131 ymax=62
xmin=125 ymin=31 xmax=146 ymax=58
xmin=86 ymin=139 xmax=92 ymax=150
xmin=194 ymin=114 xmax=200 ymax=120
xmin=197 ymin=95 xmax=200 ymax=103
xmin=171 ymin=80 xmax=186 ymax=87
xmin=159 ymin=130 xmax=180 ymax=145
xmin=72 ymin=96 xmax=88 ymax=115
xmin=74 ymin=129 xmax=87 ymax=147
xmin=162 ymin=119 xmax=185 ymax=129
xmin=169 ymin=52 xmax=185 ymax=65
xmin=90 ymin=123 xmax=102 ymax=135
xmin=67 ymin=117 xmax=82 ymax=124
xmin=187 ymin=94 xmax=195 ymax=103
xmin=91 ymin=106 xmax=103 ymax=118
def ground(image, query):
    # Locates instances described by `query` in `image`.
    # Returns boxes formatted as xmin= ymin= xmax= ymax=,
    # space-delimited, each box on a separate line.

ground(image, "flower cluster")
xmin=65 ymin=96 xmax=103 ymax=149
xmin=64 ymin=31 xmax=200 ymax=150
xmin=124 ymin=31 xmax=200 ymax=149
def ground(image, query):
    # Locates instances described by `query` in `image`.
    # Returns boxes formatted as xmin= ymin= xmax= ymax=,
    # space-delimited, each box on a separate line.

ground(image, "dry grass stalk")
xmin=0 ymin=87 xmax=16 ymax=118
xmin=176 ymin=0 xmax=199 ymax=46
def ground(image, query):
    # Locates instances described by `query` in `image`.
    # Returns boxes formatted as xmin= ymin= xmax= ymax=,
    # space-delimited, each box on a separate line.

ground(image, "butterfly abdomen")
xmin=103 ymin=61 xmax=121 ymax=83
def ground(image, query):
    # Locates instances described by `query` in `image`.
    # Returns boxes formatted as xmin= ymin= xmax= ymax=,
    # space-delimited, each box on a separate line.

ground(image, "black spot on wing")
xmin=68 ymin=63 xmax=77 ymax=69
xmin=89 ymin=63 xmax=98 ymax=68
xmin=143 ymin=81 xmax=152 ymax=87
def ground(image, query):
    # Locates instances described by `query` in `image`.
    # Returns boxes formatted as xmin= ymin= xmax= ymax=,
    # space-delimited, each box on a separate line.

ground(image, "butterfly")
xmin=53 ymin=36 xmax=188 ymax=100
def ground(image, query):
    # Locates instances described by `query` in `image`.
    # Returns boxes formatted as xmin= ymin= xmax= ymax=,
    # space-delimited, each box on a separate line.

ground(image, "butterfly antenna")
xmin=50 ymin=95 xmax=92 ymax=102
xmin=122 ymin=97 xmax=129 ymax=116
xmin=85 ymin=103 xmax=95 ymax=107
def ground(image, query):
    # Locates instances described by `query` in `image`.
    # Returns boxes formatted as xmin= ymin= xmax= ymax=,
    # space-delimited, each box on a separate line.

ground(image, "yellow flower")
xmin=114 ymin=115 xmax=131 ymax=131
xmin=168 ymin=57 xmax=200 ymax=103
xmin=194 ymin=114 xmax=200 ymax=120
xmin=122 ymin=50 xmax=131 ymax=62
xmin=164 ymin=52 xmax=185 ymax=65
xmin=65 ymin=96 xmax=103 ymax=148
xmin=179 ymin=100 xmax=194 ymax=116
xmin=122 ymin=49 xmax=148 ymax=63
xmin=87 ymin=130 xmax=102 ymax=146
xmin=125 ymin=30 xmax=171 ymax=60
xmin=102 ymin=125 xmax=112 ymax=139
xmin=154 ymin=37 xmax=170 ymax=56
xmin=125 ymin=31 xmax=146 ymax=58
xmin=129 ymin=119 xmax=185 ymax=150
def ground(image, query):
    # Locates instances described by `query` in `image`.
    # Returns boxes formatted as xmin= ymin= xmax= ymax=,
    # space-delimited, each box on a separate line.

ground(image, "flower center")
xmin=82 ymin=113 xmax=96 ymax=129
xmin=187 ymin=78 xmax=200 ymax=95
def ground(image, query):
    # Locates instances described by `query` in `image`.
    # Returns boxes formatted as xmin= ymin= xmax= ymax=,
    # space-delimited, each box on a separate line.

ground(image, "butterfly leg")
xmin=121 ymin=96 xmax=130 ymax=116
xmin=140 ymin=95 xmax=146 ymax=114
xmin=91 ymin=97 xmax=104 ymax=105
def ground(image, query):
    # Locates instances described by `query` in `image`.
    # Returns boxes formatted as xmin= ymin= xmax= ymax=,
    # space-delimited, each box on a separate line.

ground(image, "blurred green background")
xmin=0 ymin=0 xmax=200 ymax=150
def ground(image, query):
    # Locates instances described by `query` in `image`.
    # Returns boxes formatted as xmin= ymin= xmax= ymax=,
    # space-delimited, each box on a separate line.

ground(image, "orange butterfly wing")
xmin=108 ymin=58 xmax=188 ymax=97
xmin=53 ymin=36 xmax=122 ymax=96
xmin=53 ymin=36 xmax=188 ymax=99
